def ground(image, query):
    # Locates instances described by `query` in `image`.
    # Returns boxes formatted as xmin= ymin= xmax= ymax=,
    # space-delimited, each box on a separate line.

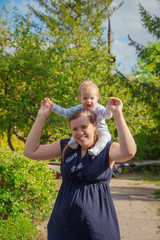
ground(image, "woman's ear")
xmin=94 ymin=126 xmax=98 ymax=142
xmin=93 ymin=122 xmax=97 ymax=131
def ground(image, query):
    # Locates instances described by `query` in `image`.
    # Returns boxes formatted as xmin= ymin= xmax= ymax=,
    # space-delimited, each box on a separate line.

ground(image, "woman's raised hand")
xmin=38 ymin=98 xmax=53 ymax=120
xmin=108 ymin=97 xmax=123 ymax=114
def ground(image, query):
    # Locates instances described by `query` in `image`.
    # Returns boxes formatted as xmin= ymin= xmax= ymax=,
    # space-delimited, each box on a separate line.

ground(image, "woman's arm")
xmin=24 ymin=100 xmax=62 ymax=160
xmin=108 ymin=97 xmax=137 ymax=164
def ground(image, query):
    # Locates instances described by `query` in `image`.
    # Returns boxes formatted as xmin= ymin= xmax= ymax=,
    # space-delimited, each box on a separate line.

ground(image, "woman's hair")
xmin=61 ymin=108 xmax=97 ymax=161
xmin=78 ymin=80 xmax=100 ymax=99
xmin=68 ymin=108 xmax=97 ymax=125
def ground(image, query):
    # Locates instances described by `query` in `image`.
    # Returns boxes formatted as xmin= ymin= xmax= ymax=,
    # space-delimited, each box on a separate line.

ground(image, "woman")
xmin=24 ymin=97 xmax=136 ymax=240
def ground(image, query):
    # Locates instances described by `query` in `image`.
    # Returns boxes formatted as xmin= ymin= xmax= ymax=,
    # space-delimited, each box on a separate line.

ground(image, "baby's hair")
xmin=78 ymin=80 xmax=100 ymax=99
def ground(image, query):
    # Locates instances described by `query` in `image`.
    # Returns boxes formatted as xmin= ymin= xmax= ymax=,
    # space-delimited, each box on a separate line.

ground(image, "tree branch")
xmin=14 ymin=126 xmax=26 ymax=143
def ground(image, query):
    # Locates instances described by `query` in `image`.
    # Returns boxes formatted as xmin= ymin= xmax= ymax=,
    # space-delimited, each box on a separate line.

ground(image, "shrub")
xmin=0 ymin=150 xmax=56 ymax=220
xmin=0 ymin=214 xmax=42 ymax=240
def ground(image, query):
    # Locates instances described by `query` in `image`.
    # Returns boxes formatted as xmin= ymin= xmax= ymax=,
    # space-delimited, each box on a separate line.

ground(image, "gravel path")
xmin=37 ymin=176 xmax=160 ymax=240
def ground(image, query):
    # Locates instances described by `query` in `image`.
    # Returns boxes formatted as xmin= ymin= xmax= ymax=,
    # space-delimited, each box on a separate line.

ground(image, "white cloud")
xmin=113 ymin=39 xmax=137 ymax=72
xmin=6 ymin=0 xmax=15 ymax=8
xmin=5 ymin=0 xmax=41 ymax=14
xmin=28 ymin=0 xmax=47 ymax=14
xmin=6 ymin=0 xmax=29 ymax=13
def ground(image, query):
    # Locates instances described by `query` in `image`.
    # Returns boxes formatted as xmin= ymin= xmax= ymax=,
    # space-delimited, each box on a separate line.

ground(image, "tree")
xmin=0 ymin=4 xmax=118 ymax=151
xmin=121 ymin=3 xmax=160 ymax=160
xmin=0 ymin=8 xmax=64 ymax=150
xmin=138 ymin=3 xmax=160 ymax=39
xmin=128 ymin=3 xmax=160 ymax=78
xmin=128 ymin=3 xmax=160 ymax=117
xmin=28 ymin=0 xmax=122 ymax=66
xmin=28 ymin=0 xmax=122 ymax=36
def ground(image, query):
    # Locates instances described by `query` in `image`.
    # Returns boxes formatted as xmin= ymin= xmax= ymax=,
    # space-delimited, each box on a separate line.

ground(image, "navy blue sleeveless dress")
xmin=47 ymin=139 xmax=120 ymax=240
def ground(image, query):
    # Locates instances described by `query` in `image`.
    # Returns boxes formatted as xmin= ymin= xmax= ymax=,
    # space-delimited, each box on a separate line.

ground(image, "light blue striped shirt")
xmin=52 ymin=103 xmax=112 ymax=131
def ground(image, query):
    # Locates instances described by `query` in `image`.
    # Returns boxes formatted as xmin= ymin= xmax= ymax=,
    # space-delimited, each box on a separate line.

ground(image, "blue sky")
xmin=1 ymin=0 xmax=160 ymax=74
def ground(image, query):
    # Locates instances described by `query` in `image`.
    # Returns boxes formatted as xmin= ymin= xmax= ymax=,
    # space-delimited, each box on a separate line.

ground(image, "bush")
xmin=0 ymin=150 xmax=56 ymax=220
xmin=134 ymin=132 xmax=160 ymax=161
xmin=0 ymin=214 xmax=42 ymax=240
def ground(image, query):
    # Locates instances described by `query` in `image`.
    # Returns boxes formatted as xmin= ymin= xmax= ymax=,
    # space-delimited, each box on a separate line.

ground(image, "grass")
xmin=157 ymin=208 xmax=160 ymax=216
xmin=154 ymin=190 xmax=160 ymax=199
xmin=157 ymin=225 xmax=160 ymax=234
xmin=120 ymin=165 xmax=160 ymax=185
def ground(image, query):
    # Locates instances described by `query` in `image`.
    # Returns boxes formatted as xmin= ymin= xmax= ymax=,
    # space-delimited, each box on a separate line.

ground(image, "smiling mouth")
xmin=78 ymin=136 xmax=86 ymax=141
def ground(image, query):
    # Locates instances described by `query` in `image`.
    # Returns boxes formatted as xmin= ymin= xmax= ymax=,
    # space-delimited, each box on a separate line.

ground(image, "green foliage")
xmin=131 ymin=49 xmax=160 ymax=160
xmin=0 ymin=135 xmax=25 ymax=151
xmin=28 ymin=0 xmax=122 ymax=36
xmin=129 ymin=40 xmax=160 ymax=78
xmin=0 ymin=150 xmax=56 ymax=220
xmin=0 ymin=6 xmax=117 ymax=150
xmin=115 ymin=70 xmax=160 ymax=161
xmin=128 ymin=4 xmax=160 ymax=77
xmin=139 ymin=3 xmax=160 ymax=39
xmin=125 ymin=4 xmax=160 ymax=161
xmin=0 ymin=214 xmax=42 ymax=240
xmin=0 ymin=3 xmax=159 ymax=162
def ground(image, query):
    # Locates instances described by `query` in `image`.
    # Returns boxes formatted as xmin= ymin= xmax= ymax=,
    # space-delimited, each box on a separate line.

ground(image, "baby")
xmin=47 ymin=80 xmax=112 ymax=156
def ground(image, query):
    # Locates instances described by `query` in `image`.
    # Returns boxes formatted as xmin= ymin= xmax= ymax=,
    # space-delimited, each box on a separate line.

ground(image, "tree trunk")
xmin=7 ymin=125 xmax=15 ymax=151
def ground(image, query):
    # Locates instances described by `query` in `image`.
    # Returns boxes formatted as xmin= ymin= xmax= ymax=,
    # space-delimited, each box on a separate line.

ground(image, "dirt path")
xmin=111 ymin=177 xmax=160 ymax=240
xmin=37 ymin=177 xmax=160 ymax=240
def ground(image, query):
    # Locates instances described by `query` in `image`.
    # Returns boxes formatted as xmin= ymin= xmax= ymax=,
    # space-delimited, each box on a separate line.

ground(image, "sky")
xmin=0 ymin=0 xmax=160 ymax=74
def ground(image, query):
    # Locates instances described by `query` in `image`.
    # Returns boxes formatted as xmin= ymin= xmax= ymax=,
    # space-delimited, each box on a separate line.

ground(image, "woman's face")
xmin=70 ymin=115 xmax=96 ymax=150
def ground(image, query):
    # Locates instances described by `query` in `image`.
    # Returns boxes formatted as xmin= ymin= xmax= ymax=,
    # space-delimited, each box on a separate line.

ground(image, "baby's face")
xmin=80 ymin=88 xmax=99 ymax=110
